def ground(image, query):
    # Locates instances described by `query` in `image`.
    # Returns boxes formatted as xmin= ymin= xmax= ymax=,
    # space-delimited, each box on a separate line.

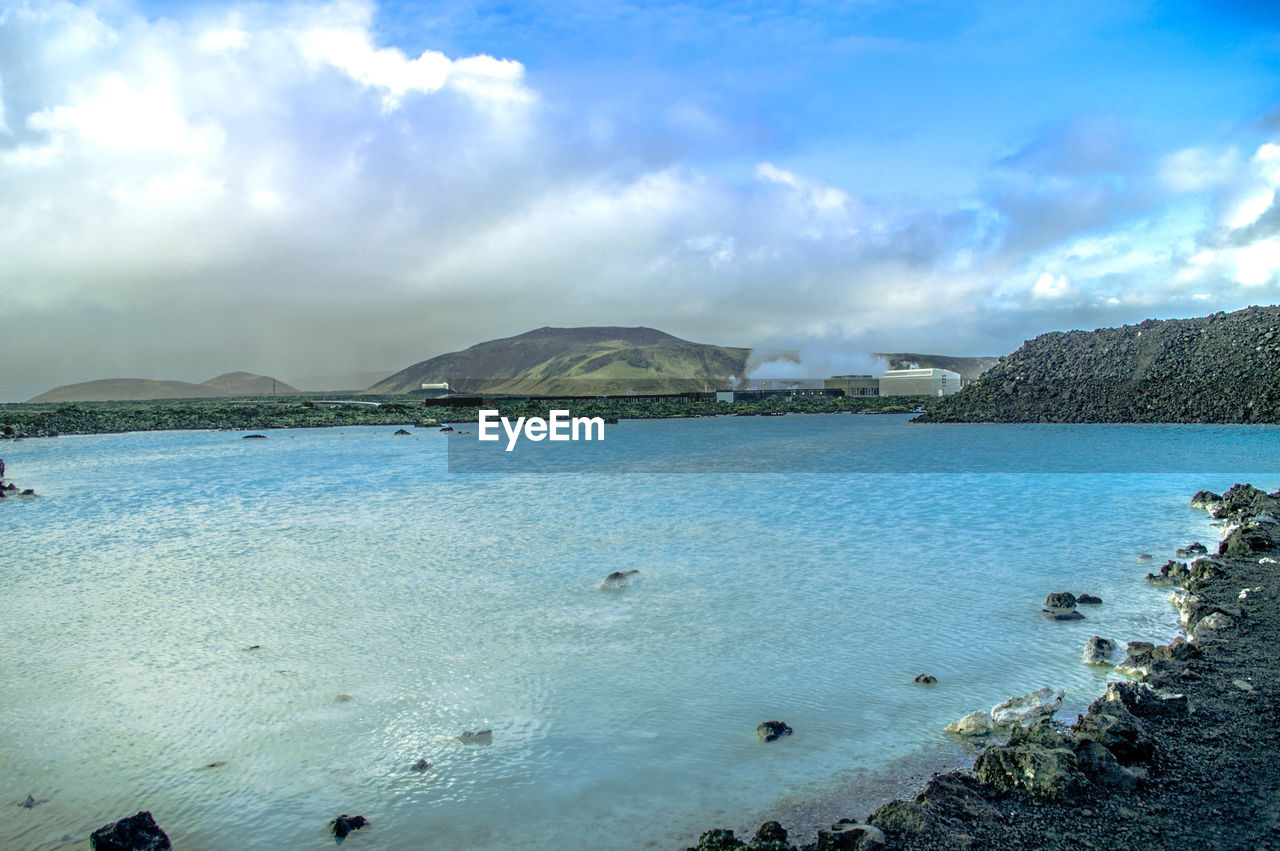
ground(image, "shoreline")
xmin=687 ymin=482 xmax=1280 ymax=850
xmin=0 ymin=396 xmax=924 ymax=440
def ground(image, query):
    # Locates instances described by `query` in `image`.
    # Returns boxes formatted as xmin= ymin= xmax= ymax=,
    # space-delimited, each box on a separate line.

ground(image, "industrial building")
xmin=420 ymin=382 xmax=451 ymax=398
xmin=878 ymin=368 xmax=961 ymax=396
xmin=823 ymin=375 xmax=880 ymax=397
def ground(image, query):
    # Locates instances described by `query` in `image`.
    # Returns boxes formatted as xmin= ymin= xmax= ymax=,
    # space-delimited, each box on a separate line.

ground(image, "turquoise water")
xmin=2 ymin=415 xmax=1278 ymax=849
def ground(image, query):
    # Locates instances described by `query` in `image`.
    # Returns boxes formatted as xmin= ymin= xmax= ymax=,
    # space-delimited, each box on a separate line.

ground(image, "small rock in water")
xmin=242 ymin=434 xmax=267 ymax=439
xmin=1044 ymin=592 xmax=1077 ymax=609
xmin=1136 ymin=554 xmax=1153 ymax=562
xmin=1076 ymin=594 xmax=1103 ymax=605
xmin=393 ymin=428 xmax=411 ymax=435
xmin=913 ymin=674 xmax=937 ymax=685
xmin=200 ymin=761 xmax=226 ymax=770
xmin=410 ymin=758 xmax=432 ymax=772
xmin=439 ymin=426 xmax=454 ymax=433
xmin=335 ymin=694 xmax=352 ymax=703
xmin=991 ymin=687 xmax=1064 ymax=728
xmin=756 ymin=720 xmax=793 ymax=743
xmin=457 ymin=729 xmax=493 ymax=744
xmin=330 ymin=814 xmax=368 ymax=838
xmin=944 ymin=711 xmax=993 ymax=737
xmin=600 ymin=569 xmax=640 ymax=590
xmin=1042 ymin=608 xmax=1085 ymax=621
xmin=90 ymin=811 xmax=171 ymax=850
xmin=1083 ymin=635 xmax=1117 ymax=665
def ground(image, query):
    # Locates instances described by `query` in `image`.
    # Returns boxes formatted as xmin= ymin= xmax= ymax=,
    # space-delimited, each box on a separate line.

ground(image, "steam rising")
xmin=745 ymin=336 xmax=888 ymax=382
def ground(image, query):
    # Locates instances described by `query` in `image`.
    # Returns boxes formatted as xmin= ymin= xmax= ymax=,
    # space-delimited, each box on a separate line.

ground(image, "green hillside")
xmin=369 ymin=326 xmax=751 ymax=395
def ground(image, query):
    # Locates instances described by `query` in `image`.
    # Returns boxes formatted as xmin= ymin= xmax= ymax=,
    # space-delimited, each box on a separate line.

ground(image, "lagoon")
xmin=3 ymin=415 xmax=1278 ymax=849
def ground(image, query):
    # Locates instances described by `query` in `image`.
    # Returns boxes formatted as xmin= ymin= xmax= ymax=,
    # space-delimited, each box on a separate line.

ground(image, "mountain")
xmin=369 ymin=326 xmax=751 ymax=395
xmin=29 ymin=371 xmax=297 ymax=403
xmin=916 ymin=305 xmax=1280 ymax=423
xmin=201 ymin=372 xmax=298 ymax=395
xmin=29 ymin=379 xmax=223 ymax=403
xmin=875 ymin=353 xmax=1000 ymax=382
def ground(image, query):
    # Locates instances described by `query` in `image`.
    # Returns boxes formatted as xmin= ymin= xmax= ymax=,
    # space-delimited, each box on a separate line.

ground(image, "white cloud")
xmin=755 ymin=161 xmax=850 ymax=214
xmin=1159 ymin=146 xmax=1239 ymax=192
xmin=0 ymin=1 xmax=1276 ymax=401
xmin=1031 ymin=272 xmax=1076 ymax=301
xmin=289 ymin=1 xmax=529 ymax=111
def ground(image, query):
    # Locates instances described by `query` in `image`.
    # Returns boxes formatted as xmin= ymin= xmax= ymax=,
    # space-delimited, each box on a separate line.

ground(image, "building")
xmin=420 ymin=382 xmax=450 ymax=398
xmin=878 ymin=368 xmax=961 ymax=396
xmin=824 ymin=375 xmax=880 ymax=397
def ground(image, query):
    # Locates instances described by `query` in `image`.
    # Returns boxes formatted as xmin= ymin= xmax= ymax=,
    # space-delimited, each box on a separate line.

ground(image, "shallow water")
xmin=2 ymin=416 xmax=1277 ymax=849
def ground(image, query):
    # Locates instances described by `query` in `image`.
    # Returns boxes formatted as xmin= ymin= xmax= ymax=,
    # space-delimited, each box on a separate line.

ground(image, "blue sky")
xmin=1 ymin=0 xmax=1278 ymax=398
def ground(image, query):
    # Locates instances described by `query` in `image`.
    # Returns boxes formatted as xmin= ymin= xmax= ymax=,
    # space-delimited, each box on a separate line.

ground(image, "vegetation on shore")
xmin=0 ymin=395 xmax=927 ymax=440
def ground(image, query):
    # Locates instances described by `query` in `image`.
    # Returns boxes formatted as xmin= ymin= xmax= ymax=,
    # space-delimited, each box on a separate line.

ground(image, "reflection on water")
xmin=2 ymin=418 xmax=1275 ymax=848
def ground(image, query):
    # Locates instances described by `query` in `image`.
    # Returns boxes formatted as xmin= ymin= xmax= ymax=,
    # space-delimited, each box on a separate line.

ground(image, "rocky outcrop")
xmin=685 ymin=822 xmax=805 ymax=851
xmin=89 ymin=811 xmax=171 ymax=850
xmin=1176 ymin=542 xmax=1208 ymax=558
xmin=1220 ymin=524 xmax=1275 ymax=558
xmin=457 ymin=729 xmax=493 ymax=744
xmin=757 ymin=721 xmax=793 ymax=743
xmin=913 ymin=306 xmax=1280 ymax=424
xmin=869 ymin=772 xmax=1003 ymax=845
xmin=393 ymin=428 xmax=411 ymax=435
xmin=972 ymin=723 xmax=1089 ymax=799
xmin=1146 ymin=559 xmax=1189 ymax=585
xmin=913 ymin=674 xmax=937 ymax=685
xmin=1076 ymin=593 xmax=1102 ymax=605
xmin=991 ymin=687 xmax=1063 ymax=728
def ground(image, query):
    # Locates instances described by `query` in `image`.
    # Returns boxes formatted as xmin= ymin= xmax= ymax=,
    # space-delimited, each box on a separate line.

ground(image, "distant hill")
xmin=29 ymin=379 xmax=222 ymax=403
xmin=29 ymin=371 xmax=298 ymax=403
xmin=370 ymin=326 xmax=751 ymax=395
xmin=916 ymin=305 xmax=1280 ymax=423
xmin=876 ymin=353 xmax=1000 ymax=382
xmin=201 ymin=372 xmax=298 ymax=396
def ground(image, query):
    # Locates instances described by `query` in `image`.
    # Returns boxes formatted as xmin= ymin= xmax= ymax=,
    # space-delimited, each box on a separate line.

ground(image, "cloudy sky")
xmin=2 ymin=0 xmax=1278 ymax=399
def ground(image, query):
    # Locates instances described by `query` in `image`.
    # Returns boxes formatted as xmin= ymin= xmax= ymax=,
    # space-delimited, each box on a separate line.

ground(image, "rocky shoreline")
xmin=687 ymin=483 xmax=1280 ymax=850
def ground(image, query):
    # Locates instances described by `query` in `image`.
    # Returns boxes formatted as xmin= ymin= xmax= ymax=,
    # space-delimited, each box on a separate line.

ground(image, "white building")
xmin=421 ymin=382 xmax=450 ymax=398
xmin=878 ymin=368 xmax=961 ymax=396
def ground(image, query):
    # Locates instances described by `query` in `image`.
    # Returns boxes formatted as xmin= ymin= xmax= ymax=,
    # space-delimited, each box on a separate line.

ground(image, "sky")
xmin=1 ymin=0 xmax=1279 ymax=399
